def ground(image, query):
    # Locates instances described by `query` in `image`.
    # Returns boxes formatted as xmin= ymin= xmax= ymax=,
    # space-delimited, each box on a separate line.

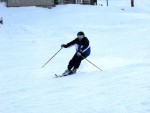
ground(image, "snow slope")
xmin=0 ymin=1 xmax=150 ymax=113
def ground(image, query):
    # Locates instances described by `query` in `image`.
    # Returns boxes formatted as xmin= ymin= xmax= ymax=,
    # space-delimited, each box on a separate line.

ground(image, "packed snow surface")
xmin=0 ymin=1 xmax=150 ymax=113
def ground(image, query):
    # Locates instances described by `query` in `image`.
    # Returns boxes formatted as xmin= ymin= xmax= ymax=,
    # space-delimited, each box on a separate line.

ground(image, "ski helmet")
xmin=77 ymin=31 xmax=85 ymax=37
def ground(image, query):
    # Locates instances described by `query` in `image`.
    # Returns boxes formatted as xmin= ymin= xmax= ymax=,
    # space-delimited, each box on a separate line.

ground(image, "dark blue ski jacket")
xmin=65 ymin=37 xmax=91 ymax=57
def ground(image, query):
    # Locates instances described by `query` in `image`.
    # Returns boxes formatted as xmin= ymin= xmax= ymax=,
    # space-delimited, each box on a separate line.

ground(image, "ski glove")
xmin=77 ymin=51 xmax=82 ymax=57
xmin=61 ymin=44 xmax=67 ymax=48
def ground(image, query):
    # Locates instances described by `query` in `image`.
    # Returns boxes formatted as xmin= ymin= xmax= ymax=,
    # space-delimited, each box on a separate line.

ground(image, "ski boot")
xmin=62 ymin=69 xmax=70 ymax=76
xmin=68 ymin=68 xmax=77 ymax=75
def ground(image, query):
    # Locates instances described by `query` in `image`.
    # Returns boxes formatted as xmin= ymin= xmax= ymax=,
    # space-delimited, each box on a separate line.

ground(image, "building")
xmin=6 ymin=0 xmax=55 ymax=7
xmin=1 ymin=0 xmax=96 ymax=7
xmin=58 ymin=0 xmax=96 ymax=5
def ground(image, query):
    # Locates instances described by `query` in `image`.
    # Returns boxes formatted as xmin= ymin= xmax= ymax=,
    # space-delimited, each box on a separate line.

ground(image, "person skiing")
xmin=61 ymin=31 xmax=91 ymax=76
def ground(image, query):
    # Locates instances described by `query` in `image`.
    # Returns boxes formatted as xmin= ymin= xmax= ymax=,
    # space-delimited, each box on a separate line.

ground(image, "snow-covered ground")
xmin=0 ymin=1 xmax=150 ymax=113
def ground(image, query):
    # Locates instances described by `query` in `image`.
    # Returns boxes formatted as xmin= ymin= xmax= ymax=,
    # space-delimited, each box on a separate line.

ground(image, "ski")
xmin=55 ymin=74 xmax=68 ymax=78
xmin=54 ymin=73 xmax=74 ymax=78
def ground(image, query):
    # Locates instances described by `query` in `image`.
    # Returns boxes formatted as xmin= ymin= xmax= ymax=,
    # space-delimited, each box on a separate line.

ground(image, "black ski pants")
xmin=68 ymin=53 xmax=87 ymax=70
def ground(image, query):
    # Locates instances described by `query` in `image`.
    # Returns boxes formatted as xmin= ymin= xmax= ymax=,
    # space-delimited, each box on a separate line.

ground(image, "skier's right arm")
xmin=61 ymin=44 xmax=67 ymax=48
xmin=61 ymin=38 xmax=77 ymax=48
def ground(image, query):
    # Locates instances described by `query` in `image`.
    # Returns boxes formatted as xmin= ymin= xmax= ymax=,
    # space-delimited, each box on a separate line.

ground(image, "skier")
xmin=61 ymin=31 xmax=91 ymax=76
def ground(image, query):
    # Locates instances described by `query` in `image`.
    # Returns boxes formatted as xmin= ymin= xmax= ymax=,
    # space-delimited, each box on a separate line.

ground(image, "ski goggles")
xmin=77 ymin=35 xmax=84 ymax=38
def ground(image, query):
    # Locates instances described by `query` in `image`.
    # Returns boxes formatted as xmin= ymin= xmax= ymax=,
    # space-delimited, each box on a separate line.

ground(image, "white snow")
xmin=0 ymin=1 xmax=150 ymax=113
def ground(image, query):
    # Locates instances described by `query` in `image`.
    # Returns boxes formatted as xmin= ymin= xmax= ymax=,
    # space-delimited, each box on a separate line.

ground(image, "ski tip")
xmin=55 ymin=74 xmax=59 ymax=77
xmin=55 ymin=74 xmax=62 ymax=78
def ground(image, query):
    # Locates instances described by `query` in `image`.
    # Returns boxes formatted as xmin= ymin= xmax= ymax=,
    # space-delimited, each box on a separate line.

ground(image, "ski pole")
xmin=81 ymin=55 xmax=103 ymax=71
xmin=42 ymin=47 xmax=63 ymax=68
